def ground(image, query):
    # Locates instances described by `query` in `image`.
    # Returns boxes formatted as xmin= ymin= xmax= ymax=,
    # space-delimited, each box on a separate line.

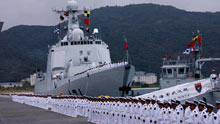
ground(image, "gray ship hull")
xmin=35 ymin=64 xmax=135 ymax=97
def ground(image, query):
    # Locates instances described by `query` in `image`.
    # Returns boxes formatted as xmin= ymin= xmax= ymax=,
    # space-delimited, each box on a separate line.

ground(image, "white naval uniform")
xmin=184 ymin=106 xmax=191 ymax=120
xmin=142 ymin=103 xmax=150 ymax=124
xmin=210 ymin=73 xmax=218 ymax=88
xmin=185 ymin=109 xmax=198 ymax=124
xmin=157 ymin=107 xmax=165 ymax=124
xmin=206 ymin=112 xmax=218 ymax=124
xmin=162 ymin=107 xmax=172 ymax=124
xmin=176 ymin=106 xmax=184 ymax=123
xmin=217 ymin=109 xmax=220 ymax=124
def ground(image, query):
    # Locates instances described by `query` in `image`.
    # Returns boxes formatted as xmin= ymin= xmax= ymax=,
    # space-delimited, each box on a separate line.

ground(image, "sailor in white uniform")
xmin=184 ymin=100 xmax=191 ymax=120
xmin=216 ymin=101 xmax=220 ymax=124
xmin=210 ymin=69 xmax=218 ymax=89
xmin=162 ymin=100 xmax=171 ymax=124
xmin=185 ymin=101 xmax=198 ymax=124
xmin=207 ymin=103 xmax=218 ymax=124
xmin=142 ymin=98 xmax=151 ymax=124
xmin=175 ymin=100 xmax=184 ymax=123
xmin=157 ymin=101 xmax=165 ymax=124
xmin=170 ymin=101 xmax=178 ymax=123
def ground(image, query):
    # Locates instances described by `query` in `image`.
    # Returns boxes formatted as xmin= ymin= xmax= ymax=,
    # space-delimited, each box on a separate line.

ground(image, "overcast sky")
xmin=0 ymin=0 xmax=220 ymax=30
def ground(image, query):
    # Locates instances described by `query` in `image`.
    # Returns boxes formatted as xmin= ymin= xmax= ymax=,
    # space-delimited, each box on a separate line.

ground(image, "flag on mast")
xmin=54 ymin=23 xmax=60 ymax=35
xmin=84 ymin=19 xmax=90 ymax=25
xmin=125 ymin=40 xmax=128 ymax=50
xmin=198 ymin=35 xmax=202 ymax=46
xmin=183 ymin=48 xmax=191 ymax=54
xmin=187 ymin=41 xmax=196 ymax=47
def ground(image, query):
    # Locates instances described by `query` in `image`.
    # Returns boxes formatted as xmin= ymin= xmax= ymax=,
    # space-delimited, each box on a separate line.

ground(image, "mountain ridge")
xmin=1 ymin=3 xmax=220 ymax=82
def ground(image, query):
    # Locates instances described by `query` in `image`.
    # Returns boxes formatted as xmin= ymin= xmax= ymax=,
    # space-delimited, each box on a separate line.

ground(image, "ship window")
xmin=78 ymin=41 xmax=80 ymax=44
xmin=186 ymin=68 xmax=189 ymax=73
xmin=81 ymin=41 xmax=83 ymax=44
xmin=167 ymin=69 xmax=172 ymax=74
xmin=74 ymin=42 xmax=77 ymax=45
xmin=84 ymin=41 xmax=87 ymax=44
xmin=90 ymin=41 xmax=93 ymax=44
xmin=179 ymin=68 xmax=185 ymax=74
xmin=95 ymin=41 xmax=101 ymax=44
xmin=84 ymin=57 xmax=88 ymax=62
xmin=87 ymin=41 xmax=90 ymax=44
xmin=162 ymin=69 xmax=166 ymax=74
xmin=80 ymin=51 xmax=83 ymax=55
xmin=71 ymin=42 xmax=73 ymax=45
xmin=87 ymin=51 xmax=91 ymax=55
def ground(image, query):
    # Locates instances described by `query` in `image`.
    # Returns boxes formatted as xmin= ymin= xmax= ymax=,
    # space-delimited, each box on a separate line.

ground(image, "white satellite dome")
xmin=66 ymin=0 xmax=78 ymax=11
xmin=70 ymin=28 xmax=84 ymax=41
xmin=93 ymin=28 xmax=99 ymax=34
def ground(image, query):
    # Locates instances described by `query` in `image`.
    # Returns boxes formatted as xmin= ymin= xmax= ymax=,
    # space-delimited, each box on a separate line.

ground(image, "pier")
xmin=0 ymin=95 xmax=92 ymax=124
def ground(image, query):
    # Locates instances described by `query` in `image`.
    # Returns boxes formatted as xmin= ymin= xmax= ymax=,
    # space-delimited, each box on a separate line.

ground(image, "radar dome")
xmin=93 ymin=28 xmax=99 ymax=34
xmin=66 ymin=0 xmax=78 ymax=11
xmin=70 ymin=28 xmax=84 ymax=41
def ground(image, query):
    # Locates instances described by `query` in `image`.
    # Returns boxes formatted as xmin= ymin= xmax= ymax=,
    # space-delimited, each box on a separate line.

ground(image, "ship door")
xmin=174 ymin=68 xmax=177 ymax=77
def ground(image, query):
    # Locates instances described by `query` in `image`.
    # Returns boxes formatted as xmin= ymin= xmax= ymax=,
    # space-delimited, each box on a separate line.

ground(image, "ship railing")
xmin=163 ymin=60 xmax=191 ymax=65
xmin=74 ymin=61 xmax=128 ymax=76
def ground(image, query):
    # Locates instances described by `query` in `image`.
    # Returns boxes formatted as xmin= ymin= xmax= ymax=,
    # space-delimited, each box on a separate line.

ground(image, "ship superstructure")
xmin=34 ymin=0 xmax=135 ymax=97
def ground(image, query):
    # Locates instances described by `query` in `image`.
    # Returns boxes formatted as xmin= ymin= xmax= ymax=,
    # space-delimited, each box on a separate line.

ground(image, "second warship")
xmin=137 ymin=31 xmax=220 ymax=106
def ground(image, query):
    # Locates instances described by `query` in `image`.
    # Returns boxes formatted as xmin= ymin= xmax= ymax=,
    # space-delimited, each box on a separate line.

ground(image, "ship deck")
xmin=0 ymin=95 xmax=92 ymax=124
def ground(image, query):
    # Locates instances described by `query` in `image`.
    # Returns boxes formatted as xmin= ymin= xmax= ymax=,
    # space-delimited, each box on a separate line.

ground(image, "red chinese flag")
xmin=64 ymin=12 xmax=69 ymax=16
xmin=198 ymin=35 xmax=202 ymax=46
xmin=125 ymin=42 xmax=128 ymax=50
xmin=84 ymin=19 xmax=90 ymax=25
xmin=188 ymin=41 xmax=196 ymax=47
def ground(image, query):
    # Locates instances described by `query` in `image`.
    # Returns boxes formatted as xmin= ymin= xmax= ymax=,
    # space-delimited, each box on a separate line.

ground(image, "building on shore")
xmin=0 ymin=22 xmax=3 ymax=32
xmin=0 ymin=82 xmax=23 ymax=88
xmin=133 ymin=71 xmax=157 ymax=84
xmin=30 ymin=73 xmax=37 ymax=86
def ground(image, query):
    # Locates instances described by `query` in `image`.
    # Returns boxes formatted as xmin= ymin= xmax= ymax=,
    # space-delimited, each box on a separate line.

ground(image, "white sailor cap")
xmin=158 ymin=101 xmax=164 ymax=104
xmin=193 ymin=99 xmax=198 ymax=103
xmin=189 ymin=101 xmax=196 ymax=105
xmin=164 ymin=100 xmax=169 ymax=104
xmin=216 ymin=101 xmax=220 ymax=105
xmin=185 ymin=100 xmax=190 ymax=103
xmin=198 ymin=102 xmax=205 ymax=107
xmin=207 ymin=103 xmax=214 ymax=108
xmin=199 ymin=100 xmax=206 ymax=104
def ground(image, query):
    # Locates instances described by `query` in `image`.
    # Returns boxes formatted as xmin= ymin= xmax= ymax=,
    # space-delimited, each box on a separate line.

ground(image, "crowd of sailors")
xmin=11 ymin=94 xmax=220 ymax=124
xmin=75 ymin=61 xmax=129 ymax=76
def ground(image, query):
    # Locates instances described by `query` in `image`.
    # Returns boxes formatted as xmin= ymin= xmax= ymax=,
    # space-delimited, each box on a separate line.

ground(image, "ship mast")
xmin=53 ymin=0 xmax=83 ymax=42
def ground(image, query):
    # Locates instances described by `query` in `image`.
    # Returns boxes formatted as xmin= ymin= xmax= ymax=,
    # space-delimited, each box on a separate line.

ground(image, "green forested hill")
xmin=1 ymin=4 xmax=220 ymax=82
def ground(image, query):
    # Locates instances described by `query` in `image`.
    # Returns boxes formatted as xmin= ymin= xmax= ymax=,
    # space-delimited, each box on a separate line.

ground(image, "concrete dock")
xmin=0 ymin=95 xmax=92 ymax=124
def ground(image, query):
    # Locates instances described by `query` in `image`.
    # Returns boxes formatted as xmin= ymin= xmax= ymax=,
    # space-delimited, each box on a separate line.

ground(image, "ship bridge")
xmin=161 ymin=59 xmax=192 ymax=79
xmin=160 ymin=57 xmax=195 ymax=89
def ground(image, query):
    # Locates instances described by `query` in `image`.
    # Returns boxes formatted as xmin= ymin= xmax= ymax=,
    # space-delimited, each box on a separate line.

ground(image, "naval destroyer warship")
xmin=34 ymin=0 xmax=135 ymax=97
xmin=137 ymin=31 xmax=220 ymax=105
